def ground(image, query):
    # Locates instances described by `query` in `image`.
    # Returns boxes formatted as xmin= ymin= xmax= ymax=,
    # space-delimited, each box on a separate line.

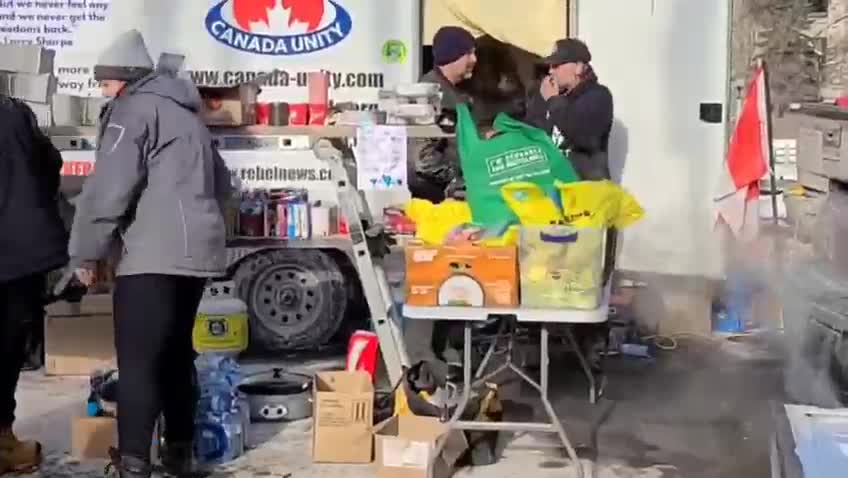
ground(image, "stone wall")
xmin=822 ymin=0 xmax=848 ymax=99
xmin=730 ymin=0 xmax=824 ymax=118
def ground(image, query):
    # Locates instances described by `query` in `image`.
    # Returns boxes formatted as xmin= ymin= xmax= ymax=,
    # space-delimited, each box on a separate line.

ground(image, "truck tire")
xmin=234 ymin=249 xmax=348 ymax=351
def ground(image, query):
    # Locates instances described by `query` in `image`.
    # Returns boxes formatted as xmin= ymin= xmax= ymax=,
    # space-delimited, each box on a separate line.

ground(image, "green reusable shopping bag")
xmin=456 ymin=103 xmax=579 ymax=227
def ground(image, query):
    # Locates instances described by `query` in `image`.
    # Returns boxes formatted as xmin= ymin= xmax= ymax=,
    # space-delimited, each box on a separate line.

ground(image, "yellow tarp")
xmin=423 ymin=0 xmax=569 ymax=57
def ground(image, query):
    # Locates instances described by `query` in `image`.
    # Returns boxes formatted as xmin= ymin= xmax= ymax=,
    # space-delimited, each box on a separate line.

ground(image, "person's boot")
xmin=160 ymin=441 xmax=194 ymax=477
xmin=0 ymin=452 xmax=11 ymax=475
xmin=104 ymin=448 xmax=151 ymax=478
xmin=0 ymin=428 xmax=41 ymax=473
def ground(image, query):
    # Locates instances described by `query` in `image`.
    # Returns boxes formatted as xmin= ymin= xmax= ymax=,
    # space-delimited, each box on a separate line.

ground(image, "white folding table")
xmin=404 ymin=290 xmax=610 ymax=478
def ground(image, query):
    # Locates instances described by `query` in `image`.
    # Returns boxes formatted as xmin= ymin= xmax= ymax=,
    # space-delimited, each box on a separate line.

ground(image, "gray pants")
xmin=403 ymin=319 xmax=454 ymax=383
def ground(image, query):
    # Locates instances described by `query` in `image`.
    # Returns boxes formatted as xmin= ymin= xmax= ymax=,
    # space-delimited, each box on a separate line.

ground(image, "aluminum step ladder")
xmin=311 ymin=138 xmax=409 ymax=386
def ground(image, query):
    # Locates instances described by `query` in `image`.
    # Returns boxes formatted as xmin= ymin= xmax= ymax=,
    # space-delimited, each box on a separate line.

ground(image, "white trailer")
xmin=2 ymin=0 xmax=735 ymax=348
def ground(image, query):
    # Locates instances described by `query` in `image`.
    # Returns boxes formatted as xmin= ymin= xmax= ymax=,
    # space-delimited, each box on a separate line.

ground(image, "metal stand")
xmin=311 ymin=138 xmax=410 ymax=386
xmin=471 ymin=321 xmax=584 ymax=477
xmin=311 ymin=130 xmax=608 ymax=478
xmin=405 ymin=294 xmax=610 ymax=405
xmin=404 ymin=301 xmax=610 ymax=478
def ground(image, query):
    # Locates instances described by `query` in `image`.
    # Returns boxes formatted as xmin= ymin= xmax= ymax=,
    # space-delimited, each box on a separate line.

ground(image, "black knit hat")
xmin=432 ymin=26 xmax=476 ymax=66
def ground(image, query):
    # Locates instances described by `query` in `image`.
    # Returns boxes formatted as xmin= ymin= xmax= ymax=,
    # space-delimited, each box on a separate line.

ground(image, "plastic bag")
xmin=555 ymin=180 xmax=644 ymax=228
xmin=519 ymin=225 xmax=606 ymax=309
xmin=405 ymin=198 xmax=518 ymax=246
xmin=405 ymin=198 xmax=473 ymax=245
xmin=501 ymin=182 xmax=562 ymax=226
xmin=457 ymin=103 xmax=578 ymax=227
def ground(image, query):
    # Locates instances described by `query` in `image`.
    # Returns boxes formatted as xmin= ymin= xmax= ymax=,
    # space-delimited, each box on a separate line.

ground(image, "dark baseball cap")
xmin=540 ymin=38 xmax=592 ymax=66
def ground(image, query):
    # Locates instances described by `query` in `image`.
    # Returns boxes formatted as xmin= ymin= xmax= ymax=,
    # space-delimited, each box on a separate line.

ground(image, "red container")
xmin=289 ymin=103 xmax=309 ymax=126
xmin=239 ymin=213 xmax=264 ymax=237
xmin=255 ymin=103 xmax=271 ymax=125
xmin=346 ymin=330 xmax=379 ymax=382
xmin=308 ymin=104 xmax=328 ymax=125
xmin=308 ymin=71 xmax=330 ymax=105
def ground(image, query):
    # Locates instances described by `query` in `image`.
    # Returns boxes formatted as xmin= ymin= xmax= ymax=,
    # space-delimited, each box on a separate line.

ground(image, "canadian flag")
xmin=714 ymin=64 xmax=770 ymax=241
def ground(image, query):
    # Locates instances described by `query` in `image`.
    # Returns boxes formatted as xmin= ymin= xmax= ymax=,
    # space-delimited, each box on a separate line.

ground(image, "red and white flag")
xmin=714 ymin=64 xmax=770 ymax=241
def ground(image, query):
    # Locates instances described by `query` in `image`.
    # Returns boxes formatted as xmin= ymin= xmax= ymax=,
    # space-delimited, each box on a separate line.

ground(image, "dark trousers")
xmin=113 ymin=274 xmax=205 ymax=461
xmin=0 ymin=274 xmax=45 ymax=428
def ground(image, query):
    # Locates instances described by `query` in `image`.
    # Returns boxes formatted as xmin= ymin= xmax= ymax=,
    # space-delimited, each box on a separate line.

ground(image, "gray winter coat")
xmin=69 ymin=73 xmax=232 ymax=277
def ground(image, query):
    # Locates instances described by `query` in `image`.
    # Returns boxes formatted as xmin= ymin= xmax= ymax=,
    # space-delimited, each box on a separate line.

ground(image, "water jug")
xmin=193 ymin=282 xmax=249 ymax=354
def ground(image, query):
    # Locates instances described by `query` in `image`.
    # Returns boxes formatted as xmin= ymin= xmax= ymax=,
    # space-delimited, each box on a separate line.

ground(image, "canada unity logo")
xmin=205 ymin=0 xmax=353 ymax=56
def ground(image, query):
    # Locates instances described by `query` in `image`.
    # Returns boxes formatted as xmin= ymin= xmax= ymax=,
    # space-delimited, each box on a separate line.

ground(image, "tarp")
xmin=422 ymin=0 xmax=568 ymax=56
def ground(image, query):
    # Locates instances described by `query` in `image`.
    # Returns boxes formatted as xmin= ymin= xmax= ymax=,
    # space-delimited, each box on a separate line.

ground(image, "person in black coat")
xmin=0 ymin=93 xmax=68 ymax=473
xmin=525 ymin=38 xmax=616 ymax=378
xmin=525 ymin=38 xmax=613 ymax=180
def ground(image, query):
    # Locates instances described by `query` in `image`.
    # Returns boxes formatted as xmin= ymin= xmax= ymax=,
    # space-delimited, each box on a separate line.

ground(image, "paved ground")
xmin=11 ymin=332 xmax=782 ymax=478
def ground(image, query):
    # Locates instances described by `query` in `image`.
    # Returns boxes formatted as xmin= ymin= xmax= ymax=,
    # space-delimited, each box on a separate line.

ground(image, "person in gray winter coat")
xmin=66 ymin=29 xmax=232 ymax=478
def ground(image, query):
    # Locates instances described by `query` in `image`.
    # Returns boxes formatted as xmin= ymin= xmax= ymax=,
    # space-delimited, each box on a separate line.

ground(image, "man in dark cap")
xmin=404 ymin=26 xmax=477 ymax=380
xmin=526 ymin=38 xmax=615 ymax=382
xmin=410 ymin=25 xmax=477 ymax=203
xmin=526 ymin=38 xmax=613 ymax=181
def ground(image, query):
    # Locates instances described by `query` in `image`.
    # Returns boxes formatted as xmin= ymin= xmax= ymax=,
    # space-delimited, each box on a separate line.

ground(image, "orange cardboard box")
xmin=405 ymin=242 xmax=518 ymax=307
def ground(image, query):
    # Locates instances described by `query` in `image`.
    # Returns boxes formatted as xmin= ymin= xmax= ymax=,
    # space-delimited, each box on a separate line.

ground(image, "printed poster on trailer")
xmin=0 ymin=0 xmax=419 ymax=106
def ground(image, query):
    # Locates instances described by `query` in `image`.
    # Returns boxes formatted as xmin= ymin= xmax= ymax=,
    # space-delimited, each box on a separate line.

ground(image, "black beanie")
xmin=432 ymin=26 xmax=475 ymax=66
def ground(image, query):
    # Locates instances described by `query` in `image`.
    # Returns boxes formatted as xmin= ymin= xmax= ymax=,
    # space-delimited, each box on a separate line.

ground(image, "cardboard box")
xmin=52 ymin=94 xmax=85 ymax=126
xmin=45 ymin=295 xmax=115 ymax=376
xmin=374 ymin=415 xmax=468 ymax=478
xmin=46 ymin=293 xmax=113 ymax=316
xmin=197 ymin=84 xmax=258 ymax=126
xmin=0 ymin=44 xmax=55 ymax=74
xmin=24 ymin=100 xmax=52 ymax=127
xmin=798 ymin=167 xmax=830 ymax=192
xmin=405 ymin=242 xmax=519 ymax=307
xmin=71 ymin=416 xmax=117 ymax=460
xmin=312 ymin=371 xmax=374 ymax=464
xmin=0 ymin=72 xmax=56 ymax=103
xmin=71 ymin=416 xmax=160 ymax=461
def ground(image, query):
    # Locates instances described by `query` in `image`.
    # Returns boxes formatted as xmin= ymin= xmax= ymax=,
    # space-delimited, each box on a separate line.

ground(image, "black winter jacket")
xmin=0 ymin=95 xmax=69 ymax=281
xmin=525 ymin=77 xmax=613 ymax=180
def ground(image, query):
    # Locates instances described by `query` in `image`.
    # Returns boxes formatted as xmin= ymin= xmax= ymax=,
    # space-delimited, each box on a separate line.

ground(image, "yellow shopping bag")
xmin=500 ymin=182 xmax=562 ymax=226
xmin=405 ymin=198 xmax=473 ymax=245
xmin=555 ymin=180 xmax=644 ymax=228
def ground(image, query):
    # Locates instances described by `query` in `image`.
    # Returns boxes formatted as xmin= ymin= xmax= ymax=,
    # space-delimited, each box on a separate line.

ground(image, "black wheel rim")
xmin=250 ymin=264 xmax=325 ymax=341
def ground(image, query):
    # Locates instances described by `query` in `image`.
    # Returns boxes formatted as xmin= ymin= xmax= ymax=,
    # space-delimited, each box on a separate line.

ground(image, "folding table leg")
xmin=540 ymin=324 xmax=585 ymax=478
xmin=565 ymin=325 xmax=598 ymax=403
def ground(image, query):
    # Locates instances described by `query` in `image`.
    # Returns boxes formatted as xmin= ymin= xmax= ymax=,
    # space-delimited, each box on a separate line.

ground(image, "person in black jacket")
xmin=525 ymin=38 xmax=613 ymax=181
xmin=525 ymin=38 xmax=615 ymax=378
xmin=0 ymin=94 xmax=69 ymax=474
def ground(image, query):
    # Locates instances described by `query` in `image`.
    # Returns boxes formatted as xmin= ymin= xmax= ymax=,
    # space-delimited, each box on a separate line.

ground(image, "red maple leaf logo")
xmin=232 ymin=0 xmax=277 ymax=31
xmin=282 ymin=0 xmax=324 ymax=32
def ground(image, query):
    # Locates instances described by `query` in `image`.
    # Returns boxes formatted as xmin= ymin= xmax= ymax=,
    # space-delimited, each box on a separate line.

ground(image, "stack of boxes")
xmin=311 ymin=370 xmax=469 ymax=478
xmin=795 ymin=104 xmax=848 ymax=193
xmin=0 ymin=43 xmax=57 ymax=126
xmin=0 ymin=43 xmax=106 ymax=127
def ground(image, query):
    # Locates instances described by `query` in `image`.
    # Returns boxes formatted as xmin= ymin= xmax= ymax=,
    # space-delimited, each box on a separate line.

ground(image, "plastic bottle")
xmin=224 ymin=411 xmax=245 ymax=458
xmin=86 ymin=390 xmax=100 ymax=417
xmin=193 ymin=283 xmax=249 ymax=354
xmin=235 ymin=394 xmax=251 ymax=450
xmin=193 ymin=414 xmax=231 ymax=467
xmin=192 ymin=352 xmax=245 ymax=466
